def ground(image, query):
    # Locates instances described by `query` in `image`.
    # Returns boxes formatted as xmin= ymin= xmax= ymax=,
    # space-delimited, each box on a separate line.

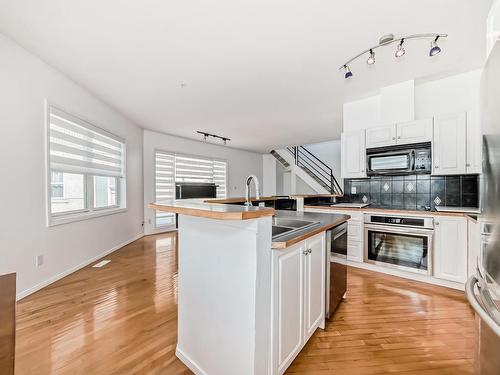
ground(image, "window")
xmin=47 ymin=104 xmax=125 ymax=225
xmin=154 ymin=151 xmax=228 ymax=228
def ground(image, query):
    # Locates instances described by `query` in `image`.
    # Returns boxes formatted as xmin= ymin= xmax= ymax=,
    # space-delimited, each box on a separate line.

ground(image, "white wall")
xmin=143 ymin=130 xmax=263 ymax=234
xmin=303 ymin=140 xmax=342 ymax=183
xmin=343 ymin=70 xmax=482 ymax=132
xmin=262 ymin=154 xmax=276 ymax=196
xmin=415 ymin=70 xmax=481 ymax=119
xmin=0 ymin=34 xmax=144 ymax=298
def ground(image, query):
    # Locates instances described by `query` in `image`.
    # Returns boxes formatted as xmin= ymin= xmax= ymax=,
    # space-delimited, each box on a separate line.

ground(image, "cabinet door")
xmin=304 ymin=234 xmax=325 ymax=341
xmin=434 ymin=217 xmax=467 ymax=283
xmin=341 ymin=130 xmax=366 ymax=178
xmin=466 ymin=113 xmax=482 ymax=174
xmin=273 ymin=244 xmax=304 ymax=374
xmin=366 ymin=125 xmax=397 ymax=148
xmin=433 ymin=113 xmax=467 ymax=175
xmin=397 ymin=119 xmax=433 ymax=145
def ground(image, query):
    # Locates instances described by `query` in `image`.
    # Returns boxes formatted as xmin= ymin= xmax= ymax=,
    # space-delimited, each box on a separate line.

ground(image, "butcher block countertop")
xmin=149 ymin=200 xmax=275 ymax=220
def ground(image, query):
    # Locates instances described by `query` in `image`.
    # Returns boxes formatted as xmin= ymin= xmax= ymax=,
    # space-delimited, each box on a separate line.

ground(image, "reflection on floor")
xmin=15 ymin=232 xmax=474 ymax=374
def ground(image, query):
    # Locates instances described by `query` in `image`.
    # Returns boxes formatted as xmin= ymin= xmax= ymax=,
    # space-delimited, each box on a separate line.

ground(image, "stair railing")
xmin=286 ymin=146 xmax=343 ymax=195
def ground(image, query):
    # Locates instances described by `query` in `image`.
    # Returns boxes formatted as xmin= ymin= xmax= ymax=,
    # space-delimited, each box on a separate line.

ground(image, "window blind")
xmin=155 ymin=151 xmax=175 ymax=226
xmin=175 ymin=154 xmax=227 ymax=198
xmin=48 ymin=106 xmax=125 ymax=178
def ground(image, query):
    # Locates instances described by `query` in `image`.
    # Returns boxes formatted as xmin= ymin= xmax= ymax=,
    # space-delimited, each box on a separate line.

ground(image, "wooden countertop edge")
xmin=272 ymin=216 xmax=349 ymax=249
xmin=289 ymin=194 xmax=342 ymax=198
xmin=148 ymin=203 xmax=275 ymax=220
xmin=304 ymin=205 xmax=476 ymax=218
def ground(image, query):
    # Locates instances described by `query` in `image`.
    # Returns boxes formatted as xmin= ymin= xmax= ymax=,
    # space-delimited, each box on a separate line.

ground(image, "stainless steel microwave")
xmin=366 ymin=142 xmax=432 ymax=176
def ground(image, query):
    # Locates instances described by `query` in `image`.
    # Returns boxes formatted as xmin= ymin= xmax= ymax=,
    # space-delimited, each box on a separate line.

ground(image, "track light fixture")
xmin=395 ymin=39 xmax=406 ymax=58
xmin=197 ymin=131 xmax=231 ymax=145
xmin=344 ymin=65 xmax=353 ymax=79
xmin=339 ymin=33 xmax=447 ymax=79
xmin=366 ymin=49 xmax=376 ymax=65
xmin=429 ymin=36 xmax=442 ymax=56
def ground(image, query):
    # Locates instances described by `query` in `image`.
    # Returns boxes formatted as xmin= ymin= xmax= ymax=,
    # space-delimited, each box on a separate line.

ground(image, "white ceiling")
xmin=0 ymin=0 xmax=492 ymax=152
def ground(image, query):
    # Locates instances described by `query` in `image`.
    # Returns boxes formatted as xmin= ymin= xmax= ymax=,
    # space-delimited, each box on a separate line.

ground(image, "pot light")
xmin=366 ymin=49 xmax=375 ymax=65
xmin=429 ymin=36 xmax=442 ymax=56
xmin=395 ymin=39 xmax=406 ymax=58
xmin=344 ymin=65 xmax=353 ymax=79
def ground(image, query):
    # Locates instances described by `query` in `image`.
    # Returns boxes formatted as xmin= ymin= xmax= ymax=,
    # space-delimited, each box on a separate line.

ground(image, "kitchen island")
xmin=149 ymin=200 xmax=349 ymax=375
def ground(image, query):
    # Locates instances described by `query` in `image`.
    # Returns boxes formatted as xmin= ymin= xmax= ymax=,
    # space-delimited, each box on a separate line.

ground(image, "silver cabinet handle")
xmin=303 ymin=250 xmax=309 ymax=255
xmin=466 ymin=163 xmax=471 ymax=167
xmin=308 ymin=248 xmax=312 ymax=254
xmin=435 ymin=166 xmax=439 ymax=169
xmin=392 ymin=137 xmax=396 ymax=140
xmin=435 ymin=222 xmax=440 ymax=225
xmin=398 ymin=136 xmax=401 ymax=139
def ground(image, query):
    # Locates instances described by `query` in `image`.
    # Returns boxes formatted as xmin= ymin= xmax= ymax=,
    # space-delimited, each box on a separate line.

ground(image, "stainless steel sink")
xmin=272 ymin=218 xmax=320 ymax=240
xmin=272 ymin=226 xmax=293 ymax=237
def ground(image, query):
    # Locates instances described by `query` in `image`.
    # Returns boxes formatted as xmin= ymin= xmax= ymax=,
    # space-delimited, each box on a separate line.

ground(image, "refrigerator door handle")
xmin=465 ymin=275 xmax=500 ymax=337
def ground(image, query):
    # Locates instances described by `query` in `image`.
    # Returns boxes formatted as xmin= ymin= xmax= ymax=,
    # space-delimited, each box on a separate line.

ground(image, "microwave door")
xmin=368 ymin=152 xmax=412 ymax=174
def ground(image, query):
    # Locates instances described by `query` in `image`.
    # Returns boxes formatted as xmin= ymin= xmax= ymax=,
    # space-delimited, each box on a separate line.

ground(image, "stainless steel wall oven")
xmin=364 ymin=214 xmax=434 ymax=275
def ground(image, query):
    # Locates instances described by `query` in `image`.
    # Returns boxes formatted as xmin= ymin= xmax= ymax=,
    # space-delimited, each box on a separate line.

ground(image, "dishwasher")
xmin=325 ymin=222 xmax=347 ymax=319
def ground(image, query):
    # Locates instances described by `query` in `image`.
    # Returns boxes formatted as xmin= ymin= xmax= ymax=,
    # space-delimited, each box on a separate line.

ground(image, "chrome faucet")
xmin=244 ymin=175 xmax=260 ymax=206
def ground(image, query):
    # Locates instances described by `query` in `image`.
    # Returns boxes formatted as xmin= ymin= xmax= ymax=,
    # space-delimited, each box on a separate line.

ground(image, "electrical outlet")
xmin=351 ymin=186 xmax=357 ymax=194
xmin=36 ymin=254 xmax=44 ymax=267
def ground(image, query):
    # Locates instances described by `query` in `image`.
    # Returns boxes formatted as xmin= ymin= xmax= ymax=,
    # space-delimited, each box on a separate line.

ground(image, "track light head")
xmin=395 ymin=39 xmax=406 ymax=58
xmin=429 ymin=36 xmax=442 ymax=56
xmin=366 ymin=49 xmax=376 ymax=65
xmin=344 ymin=65 xmax=353 ymax=79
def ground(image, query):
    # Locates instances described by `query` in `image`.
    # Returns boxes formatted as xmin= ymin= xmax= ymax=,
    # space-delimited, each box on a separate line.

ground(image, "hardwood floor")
xmin=15 ymin=233 xmax=475 ymax=375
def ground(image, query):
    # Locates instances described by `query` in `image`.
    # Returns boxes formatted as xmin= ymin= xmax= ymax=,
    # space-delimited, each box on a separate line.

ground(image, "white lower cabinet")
xmin=272 ymin=233 xmax=325 ymax=375
xmin=433 ymin=217 xmax=468 ymax=283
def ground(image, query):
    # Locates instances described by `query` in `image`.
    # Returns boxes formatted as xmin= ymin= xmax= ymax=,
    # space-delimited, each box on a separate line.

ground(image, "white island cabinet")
xmin=272 ymin=233 xmax=325 ymax=374
xmin=149 ymin=200 xmax=349 ymax=375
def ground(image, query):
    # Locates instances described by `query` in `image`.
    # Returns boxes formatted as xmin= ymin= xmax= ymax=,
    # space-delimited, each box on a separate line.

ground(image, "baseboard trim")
xmin=176 ymin=347 xmax=207 ymax=375
xmin=347 ymin=260 xmax=465 ymax=291
xmin=16 ymin=232 xmax=144 ymax=301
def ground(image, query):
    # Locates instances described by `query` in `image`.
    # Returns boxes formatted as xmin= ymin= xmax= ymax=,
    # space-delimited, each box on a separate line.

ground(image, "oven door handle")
xmin=333 ymin=228 xmax=347 ymax=241
xmin=364 ymin=224 xmax=434 ymax=236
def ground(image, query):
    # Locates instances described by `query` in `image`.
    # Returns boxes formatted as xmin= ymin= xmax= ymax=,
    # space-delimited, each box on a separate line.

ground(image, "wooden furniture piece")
xmin=0 ymin=273 xmax=16 ymax=375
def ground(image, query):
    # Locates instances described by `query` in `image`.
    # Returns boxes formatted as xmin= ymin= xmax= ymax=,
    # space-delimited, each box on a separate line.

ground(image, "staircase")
xmin=270 ymin=146 xmax=343 ymax=195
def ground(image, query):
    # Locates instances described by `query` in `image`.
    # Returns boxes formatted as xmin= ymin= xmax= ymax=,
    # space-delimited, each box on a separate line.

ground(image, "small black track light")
xmin=366 ymin=49 xmax=376 ymax=65
xmin=429 ymin=36 xmax=442 ymax=56
xmin=395 ymin=39 xmax=406 ymax=58
xmin=344 ymin=65 xmax=353 ymax=79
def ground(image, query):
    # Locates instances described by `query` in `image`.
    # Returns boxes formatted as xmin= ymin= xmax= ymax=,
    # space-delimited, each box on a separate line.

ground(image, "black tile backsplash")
xmin=342 ymin=174 xmax=479 ymax=211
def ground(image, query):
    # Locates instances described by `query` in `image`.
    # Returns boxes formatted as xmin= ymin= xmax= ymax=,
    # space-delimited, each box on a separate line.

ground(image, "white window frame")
xmin=45 ymin=102 xmax=127 ymax=226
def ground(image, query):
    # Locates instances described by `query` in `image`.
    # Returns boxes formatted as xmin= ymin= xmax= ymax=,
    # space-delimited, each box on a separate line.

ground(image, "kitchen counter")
xmin=305 ymin=204 xmax=478 ymax=218
xmin=271 ymin=210 xmax=349 ymax=249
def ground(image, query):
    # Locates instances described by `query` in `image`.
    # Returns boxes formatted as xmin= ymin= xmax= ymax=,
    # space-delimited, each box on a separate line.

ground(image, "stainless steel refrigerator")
xmin=465 ymin=42 xmax=500 ymax=374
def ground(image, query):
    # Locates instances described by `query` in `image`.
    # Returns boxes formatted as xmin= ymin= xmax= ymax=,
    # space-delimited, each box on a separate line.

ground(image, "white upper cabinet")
xmin=365 ymin=125 xmax=397 ymax=148
xmin=434 ymin=217 xmax=468 ymax=283
xmin=396 ymin=119 xmax=433 ymax=144
xmin=341 ymin=130 xmax=366 ymax=179
xmin=466 ymin=113 xmax=482 ymax=174
xmin=433 ymin=113 xmax=467 ymax=175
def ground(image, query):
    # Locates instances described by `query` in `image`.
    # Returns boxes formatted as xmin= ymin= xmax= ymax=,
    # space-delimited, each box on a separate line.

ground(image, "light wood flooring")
xmin=15 ymin=232 xmax=475 ymax=375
